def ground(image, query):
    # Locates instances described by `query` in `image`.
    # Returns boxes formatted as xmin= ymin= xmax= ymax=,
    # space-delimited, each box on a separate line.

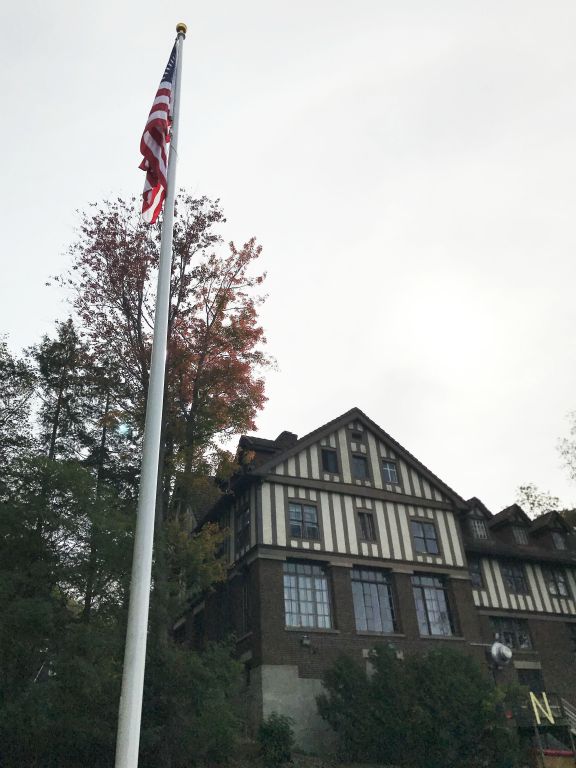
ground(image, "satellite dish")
xmin=490 ymin=641 xmax=513 ymax=666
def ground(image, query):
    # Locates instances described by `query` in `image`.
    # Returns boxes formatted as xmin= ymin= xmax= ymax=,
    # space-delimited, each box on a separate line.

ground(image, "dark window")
xmin=382 ymin=460 xmax=399 ymax=485
xmin=513 ymin=526 xmax=529 ymax=545
xmin=283 ymin=561 xmax=331 ymax=628
xmin=470 ymin=518 xmax=488 ymax=539
xmin=351 ymin=568 xmax=396 ymax=633
xmin=412 ymin=575 xmax=454 ymax=636
xmin=517 ymin=668 xmax=544 ymax=693
xmin=500 ymin=562 xmax=529 ymax=595
xmin=288 ymin=502 xmax=320 ymax=540
xmin=358 ymin=511 xmax=376 ymax=542
xmin=566 ymin=623 xmax=576 ymax=653
xmin=351 ymin=430 xmax=363 ymax=442
xmin=321 ymin=448 xmax=339 ymax=474
xmin=352 ymin=455 xmax=369 ymax=480
xmin=542 ymin=567 xmax=570 ymax=598
xmin=490 ymin=616 xmax=532 ymax=649
xmin=235 ymin=508 xmax=251 ymax=554
xmin=468 ymin=557 xmax=484 ymax=589
xmin=552 ymin=531 xmax=567 ymax=550
xmin=411 ymin=520 xmax=440 ymax=555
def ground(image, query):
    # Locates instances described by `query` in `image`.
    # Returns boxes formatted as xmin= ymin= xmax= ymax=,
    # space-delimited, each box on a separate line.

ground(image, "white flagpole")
xmin=114 ymin=22 xmax=187 ymax=768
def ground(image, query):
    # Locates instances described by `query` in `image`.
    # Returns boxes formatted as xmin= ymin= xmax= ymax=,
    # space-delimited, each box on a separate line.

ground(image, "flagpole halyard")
xmin=114 ymin=23 xmax=186 ymax=768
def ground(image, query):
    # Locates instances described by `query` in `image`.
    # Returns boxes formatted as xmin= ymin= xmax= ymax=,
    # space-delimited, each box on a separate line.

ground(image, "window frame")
xmin=283 ymin=561 xmax=332 ymax=629
xmin=490 ymin=616 xmax=532 ymax=650
xmin=470 ymin=517 xmax=489 ymax=540
xmin=321 ymin=447 xmax=339 ymax=475
xmin=351 ymin=567 xmax=397 ymax=634
xmin=411 ymin=574 xmax=455 ymax=637
xmin=512 ymin=526 xmax=529 ymax=545
xmin=500 ymin=561 xmax=530 ymax=595
xmin=410 ymin=519 xmax=440 ymax=556
xmin=381 ymin=459 xmax=399 ymax=486
xmin=468 ymin=556 xmax=484 ymax=589
xmin=552 ymin=531 xmax=567 ymax=551
xmin=235 ymin=507 xmax=251 ymax=555
xmin=288 ymin=501 xmax=320 ymax=541
xmin=542 ymin=566 xmax=570 ymax=598
xmin=351 ymin=453 xmax=370 ymax=481
xmin=357 ymin=510 xmax=377 ymax=542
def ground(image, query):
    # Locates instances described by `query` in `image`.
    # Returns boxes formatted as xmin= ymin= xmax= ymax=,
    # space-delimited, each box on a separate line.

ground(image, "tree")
xmin=317 ymin=646 xmax=521 ymax=768
xmin=515 ymin=483 xmax=560 ymax=518
xmin=0 ymin=338 xmax=35 ymax=465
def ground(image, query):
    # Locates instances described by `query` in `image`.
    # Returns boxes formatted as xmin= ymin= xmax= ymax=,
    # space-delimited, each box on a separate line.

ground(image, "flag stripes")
xmin=139 ymin=44 xmax=177 ymax=224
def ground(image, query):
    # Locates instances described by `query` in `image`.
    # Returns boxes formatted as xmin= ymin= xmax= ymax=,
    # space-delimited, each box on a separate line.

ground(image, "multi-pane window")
xmin=490 ymin=617 xmax=532 ymax=649
xmin=288 ymin=502 xmax=320 ymax=540
xmin=351 ymin=568 xmax=396 ymax=633
xmin=412 ymin=575 xmax=454 ymax=637
xmin=542 ymin=567 xmax=570 ymax=598
xmin=358 ymin=511 xmax=376 ymax=542
xmin=235 ymin=508 xmax=251 ymax=554
xmin=352 ymin=455 xmax=369 ymax=480
xmin=283 ymin=562 xmax=331 ymax=628
xmin=321 ymin=448 xmax=339 ymax=474
xmin=513 ymin=526 xmax=529 ymax=545
xmin=566 ymin=623 xmax=576 ymax=654
xmin=552 ymin=531 xmax=567 ymax=551
xmin=500 ymin=562 xmax=529 ymax=595
xmin=382 ymin=460 xmax=399 ymax=485
xmin=468 ymin=557 xmax=484 ymax=589
xmin=411 ymin=520 xmax=440 ymax=555
xmin=470 ymin=518 xmax=488 ymax=540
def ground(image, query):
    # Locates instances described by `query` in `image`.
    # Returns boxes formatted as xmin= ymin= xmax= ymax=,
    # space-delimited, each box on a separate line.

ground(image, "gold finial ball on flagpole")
xmin=176 ymin=22 xmax=187 ymax=35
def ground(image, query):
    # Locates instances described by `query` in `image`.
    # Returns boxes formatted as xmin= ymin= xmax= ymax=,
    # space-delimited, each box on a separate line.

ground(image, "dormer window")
xmin=513 ymin=526 xmax=529 ymax=545
xmin=470 ymin=518 xmax=488 ymax=540
xmin=552 ymin=531 xmax=567 ymax=551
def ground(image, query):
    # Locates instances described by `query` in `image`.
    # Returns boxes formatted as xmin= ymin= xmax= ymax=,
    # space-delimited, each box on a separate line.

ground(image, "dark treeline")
xmin=0 ymin=195 xmax=271 ymax=768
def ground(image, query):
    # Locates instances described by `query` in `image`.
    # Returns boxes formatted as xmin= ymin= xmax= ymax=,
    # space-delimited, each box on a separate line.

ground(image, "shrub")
xmin=317 ymin=646 xmax=521 ymax=768
xmin=258 ymin=712 xmax=295 ymax=767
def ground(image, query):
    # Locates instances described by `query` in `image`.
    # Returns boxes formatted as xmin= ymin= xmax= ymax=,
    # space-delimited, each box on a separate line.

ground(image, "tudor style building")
xmin=180 ymin=408 xmax=576 ymax=751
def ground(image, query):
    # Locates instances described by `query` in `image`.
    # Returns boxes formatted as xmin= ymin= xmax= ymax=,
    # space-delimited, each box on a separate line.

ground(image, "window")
xmin=490 ymin=616 xmax=532 ymax=649
xmin=288 ymin=502 xmax=320 ymax=540
xmin=470 ymin=518 xmax=488 ymax=540
xmin=321 ymin=448 xmax=339 ymax=474
xmin=517 ymin=668 xmax=544 ymax=693
xmin=500 ymin=562 xmax=529 ymax=595
xmin=351 ymin=568 xmax=396 ymax=633
xmin=412 ymin=575 xmax=454 ymax=636
xmin=566 ymin=623 xmax=576 ymax=653
xmin=468 ymin=557 xmax=484 ymax=589
xmin=513 ymin=526 xmax=529 ymax=545
xmin=351 ymin=430 xmax=363 ymax=442
xmin=283 ymin=562 xmax=331 ymax=628
xmin=235 ymin=508 xmax=251 ymax=554
xmin=352 ymin=455 xmax=369 ymax=480
xmin=552 ymin=531 xmax=567 ymax=550
xmin=411 ymin=520 xmax=440 ymax=555
xmin=382 ymin=460 xmax=399 ymax=485
xmin=542 ymin=567 xmax=570 ymax=598
xmin=358 ymin=511 xmax=376 ymax=542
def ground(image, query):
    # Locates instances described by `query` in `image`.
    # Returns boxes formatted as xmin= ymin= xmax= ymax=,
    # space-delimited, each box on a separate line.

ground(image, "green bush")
xmin=258 ymin=712 xmax=295 ymax=767
xmin=317 ymin=646 xmax=521 ymax=768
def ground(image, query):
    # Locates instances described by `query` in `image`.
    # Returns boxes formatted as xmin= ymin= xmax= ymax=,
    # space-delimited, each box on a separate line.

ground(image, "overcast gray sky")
xmin=2 ymin=1 xmax=576 ymax=511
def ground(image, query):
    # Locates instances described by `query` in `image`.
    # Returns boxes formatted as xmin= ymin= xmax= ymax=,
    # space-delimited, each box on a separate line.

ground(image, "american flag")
xmin=139 ymin=44 xmax=178 ymax=224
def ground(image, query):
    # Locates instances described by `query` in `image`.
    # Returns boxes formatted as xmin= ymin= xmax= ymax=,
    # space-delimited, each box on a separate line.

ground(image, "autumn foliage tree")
xmin=1 ymin=193 xmax=271 ymax=767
